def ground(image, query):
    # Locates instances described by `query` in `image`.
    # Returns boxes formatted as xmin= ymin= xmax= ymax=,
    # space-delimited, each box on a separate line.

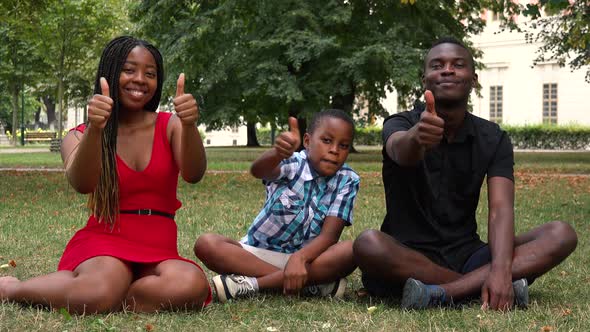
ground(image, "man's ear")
xmin=303 ymin=133 xmax=310 ymax=149
xmin=472 ymin=73 xmax=479 ymax=88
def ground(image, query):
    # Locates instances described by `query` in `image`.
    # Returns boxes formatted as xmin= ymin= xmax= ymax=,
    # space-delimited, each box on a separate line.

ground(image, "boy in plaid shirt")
xmin=194 ymin=109 xmax=360 ymax=302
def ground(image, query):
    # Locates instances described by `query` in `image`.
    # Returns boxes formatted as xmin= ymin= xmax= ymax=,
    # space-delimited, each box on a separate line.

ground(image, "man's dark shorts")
xmin=362 ymin=244 xmax=493 ymax=297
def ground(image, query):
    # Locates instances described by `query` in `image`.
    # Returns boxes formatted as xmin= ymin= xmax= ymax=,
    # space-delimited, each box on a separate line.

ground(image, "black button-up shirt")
xmin=380 ymin=106 xmax=514 ymax=270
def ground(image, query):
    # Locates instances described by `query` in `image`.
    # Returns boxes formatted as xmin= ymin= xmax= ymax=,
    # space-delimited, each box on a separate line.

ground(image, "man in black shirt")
xmin=353 ymin=37 xmax=578 ymax=310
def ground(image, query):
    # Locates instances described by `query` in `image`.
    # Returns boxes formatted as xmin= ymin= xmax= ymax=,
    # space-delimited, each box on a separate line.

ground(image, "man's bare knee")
xmin=353 ymin=229 xmax=393 ymax=266
xmin=548 ymin=221 xmax=578 ymax=255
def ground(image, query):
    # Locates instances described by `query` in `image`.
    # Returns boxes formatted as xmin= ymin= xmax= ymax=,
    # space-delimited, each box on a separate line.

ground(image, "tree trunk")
xmin=10 ymin=84 xmax=19 ymax=146
xmin=246 ymin=121 xmax=260 ymax=146
xmin=288 ymin=103 xmax=305 ymax=151
xmin=43 ymin=95 xmax=56 ymax=127
xmin=57 ymin=77 xmax=64 ymax=139
xmin=331 ymin=82 xmax=357 ymax=152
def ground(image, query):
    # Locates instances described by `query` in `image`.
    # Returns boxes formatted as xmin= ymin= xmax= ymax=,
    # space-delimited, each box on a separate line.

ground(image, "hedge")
xmin=502 ymin=124 xmax=590 ymax=150
xmin=258 ymin=124 xmax=590 ymax=150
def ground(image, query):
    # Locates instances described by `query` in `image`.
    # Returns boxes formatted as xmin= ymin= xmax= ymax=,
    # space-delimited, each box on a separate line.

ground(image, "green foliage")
xmin=508 ymin=1 xmax=590 ymax=82
xmin=503 ymin=124 xmax=590 ymax=150
xmin=130 ymin=1 xmax=524 ymax=130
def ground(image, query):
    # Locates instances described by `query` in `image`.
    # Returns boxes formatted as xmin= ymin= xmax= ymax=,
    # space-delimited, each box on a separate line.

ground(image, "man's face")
xmin=422 ymin=43 xmax=477 ymax=105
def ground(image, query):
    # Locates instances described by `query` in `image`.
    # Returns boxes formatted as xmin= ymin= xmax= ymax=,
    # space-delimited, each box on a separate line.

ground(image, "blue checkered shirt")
xmin=241 ymin=150 xmax=360 ymax=253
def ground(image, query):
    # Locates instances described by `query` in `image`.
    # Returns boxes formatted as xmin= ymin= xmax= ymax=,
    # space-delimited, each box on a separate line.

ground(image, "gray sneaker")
xmin=211 ymin=274 xmax=258 ymax=303
xmin=302 ymin=278 xmax=347 ymax=298
xmin=401 ymin=278 xmax=449 ymax=309
xmin=513 ymin=278 xmax=529 ymax=309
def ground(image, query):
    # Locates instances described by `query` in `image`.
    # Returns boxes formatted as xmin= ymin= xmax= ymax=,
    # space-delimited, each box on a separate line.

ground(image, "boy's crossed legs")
xmin=195 ymin=233 xmax=356 ymax=302
xmin=353 ymin=221 xmax=577 ymax=310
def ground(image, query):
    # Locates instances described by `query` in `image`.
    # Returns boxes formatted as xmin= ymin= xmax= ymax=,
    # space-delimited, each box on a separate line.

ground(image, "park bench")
xmin=50 ymin=138 xmax=61 ymax=152
xmin=24 ymin=131 xmax=56 ymax=144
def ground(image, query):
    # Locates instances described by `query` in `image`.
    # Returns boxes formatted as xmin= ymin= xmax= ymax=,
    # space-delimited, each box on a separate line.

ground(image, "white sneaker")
xmin=211 ymin=274 xmax=258 ymax=303
xmin=302 ymin=278 xmax=347 ymax=298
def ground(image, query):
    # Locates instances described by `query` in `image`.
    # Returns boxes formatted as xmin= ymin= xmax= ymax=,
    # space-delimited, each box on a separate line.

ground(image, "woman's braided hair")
xmin=88 ymin=36 xmax=164 ymax=225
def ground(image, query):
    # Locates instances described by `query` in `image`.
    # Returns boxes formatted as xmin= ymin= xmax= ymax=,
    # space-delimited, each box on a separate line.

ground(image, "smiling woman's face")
xmin=118 ymin=46 xmax=158 ymax=112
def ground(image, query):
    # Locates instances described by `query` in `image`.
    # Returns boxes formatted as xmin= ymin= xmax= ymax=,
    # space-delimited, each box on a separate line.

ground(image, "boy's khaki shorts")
xmin=240 ymin=243 xmax=292 ymax=270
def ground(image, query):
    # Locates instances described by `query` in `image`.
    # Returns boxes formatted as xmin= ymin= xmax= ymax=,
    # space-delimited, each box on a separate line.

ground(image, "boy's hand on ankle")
xmin=283 ymin=253 xmax=308 ymax=295
xmin=274 ymin=117 xmax=301 ymax=159
xmin=173 ymin=73 xmax=200 ymax=126
xmin=481 ymin=269 xmax=514 ymax=311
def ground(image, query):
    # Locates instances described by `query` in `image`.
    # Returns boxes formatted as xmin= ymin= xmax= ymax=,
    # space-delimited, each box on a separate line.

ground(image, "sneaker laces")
xmin=230 ymin=275 xmax=256 ymax=296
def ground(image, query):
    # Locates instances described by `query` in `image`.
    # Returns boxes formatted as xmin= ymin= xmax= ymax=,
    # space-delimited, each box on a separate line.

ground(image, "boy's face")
xmin=303 ymin=117 xmax=353 ymax=177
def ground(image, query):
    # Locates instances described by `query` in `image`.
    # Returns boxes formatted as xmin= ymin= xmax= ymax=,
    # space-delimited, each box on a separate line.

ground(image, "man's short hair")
xmin=426 ymin=37 xmax=475 ymax=73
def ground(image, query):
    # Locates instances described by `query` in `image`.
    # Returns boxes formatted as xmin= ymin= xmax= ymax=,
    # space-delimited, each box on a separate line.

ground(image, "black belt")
xmin=120 ymin=209 xmax=175 ymax=220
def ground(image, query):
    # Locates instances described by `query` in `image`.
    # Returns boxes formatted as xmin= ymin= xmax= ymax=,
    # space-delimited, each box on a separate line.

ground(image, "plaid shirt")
xmin=241 ymin=150 xmax=360 ymax=253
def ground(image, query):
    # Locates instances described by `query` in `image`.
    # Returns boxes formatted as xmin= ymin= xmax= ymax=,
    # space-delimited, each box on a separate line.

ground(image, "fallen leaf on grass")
xmin=560 ymin=271 xmax=567 ymax=277
xmin=541 ymin=326 xmax=553 ymax=332
xmin=367 ymin=306 xmax=378 ymax=314
xmin=561 ymin=308 xmax=572 ymax=316
xmin=266 ymin=327 xmax=278 ymax=332
xmin=9 ymin=260 xmax=16 ymax=267
xmin=0 ymin=264 xmax=9 ymax=269
xmin=145 ymin=324 xmax=154 ymax=331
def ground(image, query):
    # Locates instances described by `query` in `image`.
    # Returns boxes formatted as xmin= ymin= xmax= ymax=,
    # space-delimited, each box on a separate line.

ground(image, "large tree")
xmin=37 ymin=0 xmax=131 ymax=139
xmin=0 ymin=1 xmax=46 ymax=145
xmin=130 ymin=1 xmax=524 ymax=146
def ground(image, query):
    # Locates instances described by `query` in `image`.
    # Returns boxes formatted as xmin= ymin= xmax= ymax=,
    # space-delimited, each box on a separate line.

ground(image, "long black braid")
xmin=89 ymin=36 xmax=164 ymax=225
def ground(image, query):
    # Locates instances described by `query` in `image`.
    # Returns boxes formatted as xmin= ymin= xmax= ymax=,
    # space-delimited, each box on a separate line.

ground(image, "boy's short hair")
xmin=307 ymin=109 xmax=355 ymax=139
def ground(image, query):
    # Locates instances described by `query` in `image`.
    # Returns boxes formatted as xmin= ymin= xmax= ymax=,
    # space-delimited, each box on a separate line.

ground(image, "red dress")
xmin=58 ymin=112 xmax=211 ymax=305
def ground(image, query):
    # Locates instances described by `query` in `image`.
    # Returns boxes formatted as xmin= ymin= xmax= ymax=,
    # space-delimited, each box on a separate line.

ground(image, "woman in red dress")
xmin=0 ymin=36 xmax=211 ymax=313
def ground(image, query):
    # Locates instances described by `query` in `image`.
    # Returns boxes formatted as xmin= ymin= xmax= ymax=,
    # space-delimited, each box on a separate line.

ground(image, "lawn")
xmin=0 ymin=148 xmax=589 ymax=331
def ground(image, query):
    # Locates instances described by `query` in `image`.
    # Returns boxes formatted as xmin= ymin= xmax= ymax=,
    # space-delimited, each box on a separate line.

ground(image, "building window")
xmin=231 ymin=125 xmax=239 ymax=133
xmin=489 ymin=85 xmax=503 ymax=123
xmin=206 ymin=139 xmax=211 ymax=145
xmin=542 ymin=83 xmax=558 ymax=124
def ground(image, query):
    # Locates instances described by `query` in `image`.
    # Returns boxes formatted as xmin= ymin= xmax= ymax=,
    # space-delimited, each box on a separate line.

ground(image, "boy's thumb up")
xmin=100 ymin=77 xmax=110 ymax=97
xmin=288 ymin=117 xmax=300 ymax=137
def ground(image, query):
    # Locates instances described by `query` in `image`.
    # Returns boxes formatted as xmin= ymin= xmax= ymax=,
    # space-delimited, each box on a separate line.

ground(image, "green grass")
xmin=1 ymin=156 xmax=589 ymax=330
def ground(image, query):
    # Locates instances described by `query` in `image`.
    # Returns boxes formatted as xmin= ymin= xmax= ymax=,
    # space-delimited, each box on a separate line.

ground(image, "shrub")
xmin=502 ymin=124 xmax=590 ymax=150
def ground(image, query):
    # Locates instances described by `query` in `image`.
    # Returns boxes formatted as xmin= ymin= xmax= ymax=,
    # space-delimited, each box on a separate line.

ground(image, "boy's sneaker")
xmin=211 ymin=274 xmax=258 ymax=303
xmin=513 ymin=278 xmax=529 ymax=309
xmin=302 ymin=278 xmax=347 ymax=298
xmin=401 ymin=278 xmax=449 ymax=309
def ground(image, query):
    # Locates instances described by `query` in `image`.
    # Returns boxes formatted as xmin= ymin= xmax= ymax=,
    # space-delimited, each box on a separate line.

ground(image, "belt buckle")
xmin=145 ymin=209 xmax=152 ymax=216
xmin=139 ymin=209 xmax=152 ymax=216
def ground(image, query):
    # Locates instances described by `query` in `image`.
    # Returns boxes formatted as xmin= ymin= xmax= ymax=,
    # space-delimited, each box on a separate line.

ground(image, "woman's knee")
xmin=69 ymin=280 xmax=127 ymax=314
xmin=166 ymin=269 xmax=210 ymax=307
